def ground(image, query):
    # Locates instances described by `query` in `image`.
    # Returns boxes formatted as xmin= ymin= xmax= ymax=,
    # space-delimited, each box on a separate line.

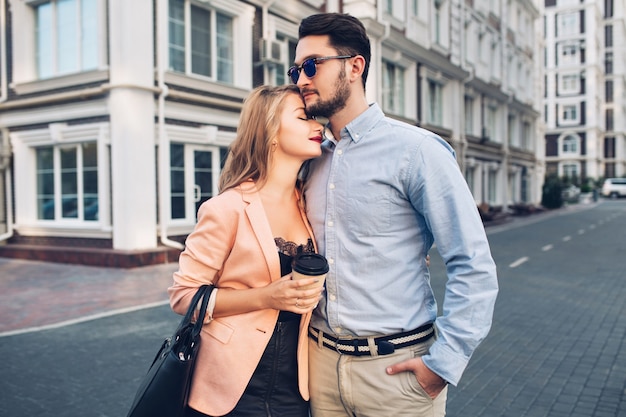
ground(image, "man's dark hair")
xmin=298 ymin=13 xmax=371 ymax=89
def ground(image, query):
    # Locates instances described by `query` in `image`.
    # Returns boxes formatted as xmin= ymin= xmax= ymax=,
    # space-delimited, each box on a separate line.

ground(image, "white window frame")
xmin=382 ymin=60 xmax=406 ymax=116
xmin=559 ymin=42 xmax=580 ymax=66
xmin=561 ymin=134 xmax=579 ymax=155
xmin=560 ymin=73 xmax=579 ymax=94
xmin=562 ymin=163 xmax=579 ymax=178
xmin=427 ymin=79 xmax=443 ymax=127
xmin=464 ymin=95 xmax=475 ymax=136
xmin=557 ymin=11 xmax=579 ymax=37
xmin=166 ymin=0 xmax=253 ymax=88
xmin=33 ymin=0 xmax=102 ymax=79
xmin=10 ymin=123 xmax=112 ymax=236
xmin=12 ymin=0 xmax=107 ymax=88
xmin=560 ymin=103 xmax=579 ymax=124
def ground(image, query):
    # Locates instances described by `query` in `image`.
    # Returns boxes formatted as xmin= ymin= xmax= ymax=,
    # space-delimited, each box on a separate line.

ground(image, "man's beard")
xmin=306 ymin=68 xmax=350 ymax=118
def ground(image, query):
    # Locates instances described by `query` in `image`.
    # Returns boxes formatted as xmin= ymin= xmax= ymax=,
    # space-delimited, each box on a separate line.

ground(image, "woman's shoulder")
xmin=199 ymin=182 xmax=257 ymax=211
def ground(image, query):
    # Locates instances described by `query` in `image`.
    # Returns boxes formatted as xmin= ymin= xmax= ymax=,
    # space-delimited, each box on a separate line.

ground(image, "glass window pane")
xmin=170 ymin=143 xmax=184 ymax=167
xmin=57 ymin=0 xmax=79 ymax=74
xmin=83 ymin=196 xmax=98 ymax=221
xmin=39 ymin=197 xmax=55 ymax=220
xmin=191 ymin=6 xmax=211 ymax=77
xmin=170 ymin=144 xmax=185 ymax=219
xmin=169 ymin=0 xmax=185 ymax=72
xmin=171 ymin=196 xmax=186 ymax=219
xmin=82 ymin=142 xmax=97 ymax=167
xmin=81 ymin=0 xmax=99 ymax=70
xmin=171 ymin=171 xmax=185 ymax=193
xmin=36 ymin=148 xmax=55 ymax=220
xmin=216 ymin=13 xmax=233 ymax=83
xmin=60 ymin=147 xmax=78 ymax=219
xmin=62 ymin=196 xmax=79 ymax=218
xmin=36 ymin=3 xmax=53 ymax=79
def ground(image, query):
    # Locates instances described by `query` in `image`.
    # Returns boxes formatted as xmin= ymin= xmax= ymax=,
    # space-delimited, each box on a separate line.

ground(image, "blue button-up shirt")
xmin=303 ymin=104 xmax=498 ymax=385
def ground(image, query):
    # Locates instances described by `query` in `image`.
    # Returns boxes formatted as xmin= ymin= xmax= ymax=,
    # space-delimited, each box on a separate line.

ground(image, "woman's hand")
xmin=263 ymin=275 xmax=323 ymax=313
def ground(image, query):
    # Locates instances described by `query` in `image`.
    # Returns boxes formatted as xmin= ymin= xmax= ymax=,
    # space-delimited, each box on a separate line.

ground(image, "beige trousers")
xmin=308 ymin=335 xmax=447 ymax=417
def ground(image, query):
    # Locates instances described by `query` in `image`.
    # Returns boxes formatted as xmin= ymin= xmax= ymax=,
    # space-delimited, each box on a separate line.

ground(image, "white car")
xmin=601 ymin=178 xmax=626 ymax=198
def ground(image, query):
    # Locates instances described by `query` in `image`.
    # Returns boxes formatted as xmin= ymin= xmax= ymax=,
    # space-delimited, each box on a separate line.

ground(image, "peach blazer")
xmin=168 ymin=181 xmax=314 ymax=416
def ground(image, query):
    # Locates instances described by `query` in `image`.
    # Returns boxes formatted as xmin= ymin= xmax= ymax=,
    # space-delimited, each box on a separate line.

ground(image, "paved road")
xmin=431 ymin=199 xmax=626 ymax=417
xmin=0 ymin=200 xmax=625 ymax=416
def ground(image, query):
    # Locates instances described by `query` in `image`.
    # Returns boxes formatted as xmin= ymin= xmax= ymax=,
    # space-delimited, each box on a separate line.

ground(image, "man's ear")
xmin=348 ymin=55 xmax=366 ymax=83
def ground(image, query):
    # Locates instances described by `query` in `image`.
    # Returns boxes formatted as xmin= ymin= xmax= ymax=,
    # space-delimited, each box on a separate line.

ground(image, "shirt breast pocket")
xmin=346 ymin=184 xmax=391 ymax=235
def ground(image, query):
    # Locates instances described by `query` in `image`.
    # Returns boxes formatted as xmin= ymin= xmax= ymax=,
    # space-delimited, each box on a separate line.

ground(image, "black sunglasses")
xmin=287 ymin=55 xmax=356 ymax=84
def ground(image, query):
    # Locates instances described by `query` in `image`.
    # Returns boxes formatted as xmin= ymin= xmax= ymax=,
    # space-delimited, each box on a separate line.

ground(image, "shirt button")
xmin=337 ymin=149 xmax=343 ymax=155
xmin=328 ymin=258 xmax=334 ymax=264
xmin=329 ymin=294 xmax=336 ymax=301
xmin=328 ymin=221 xmax=334 ymax=227
xmin=334 ymin=327 xmax=342 ymax=333
xmin=329 ymin=183 xmax=335 ymax=190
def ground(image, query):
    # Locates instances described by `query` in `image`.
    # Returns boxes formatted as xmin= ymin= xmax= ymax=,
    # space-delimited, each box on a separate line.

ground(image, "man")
xmin=290 ymin=13 xmax=499 ymax=417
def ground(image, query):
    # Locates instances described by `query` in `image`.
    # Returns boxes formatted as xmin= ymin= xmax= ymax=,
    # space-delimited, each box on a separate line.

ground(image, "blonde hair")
xmin=218 ymin=84 xmax=302 ymax=193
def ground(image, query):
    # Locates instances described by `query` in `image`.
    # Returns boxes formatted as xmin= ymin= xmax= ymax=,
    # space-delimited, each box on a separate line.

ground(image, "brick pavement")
xmin=0 ymin=257 xmax=177 ymax=335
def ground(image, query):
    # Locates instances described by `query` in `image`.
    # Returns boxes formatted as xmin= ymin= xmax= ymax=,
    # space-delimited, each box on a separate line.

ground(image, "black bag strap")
xmin=178 ymin=284 xmax=215 ymax=332
xmin=192 ymin=285 xmax=214 ymax=338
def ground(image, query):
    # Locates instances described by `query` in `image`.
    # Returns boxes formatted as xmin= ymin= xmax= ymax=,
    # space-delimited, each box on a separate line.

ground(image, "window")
xmin=382 ymin=61 xmax=405 ymax=116
xmin=487 ymin=106 xmax=497 ymax=142
xmin=604 ymin=0 xmax=613 ymax=18
xmin=562 ymin=163 xmax=578 ymax=178
xmin=559 ymin=43 xmax=579 ymax=65
xmin=605 ymin=162 xmax=615 ymax=178
xmin=521 ymin=122 xmax=531 ymax=150
xmin=432 ymin=0 xmax=446 ymax=46
xmin=562 ymin=104 xmax=577 ymax=121
xmin=465 ymin=166 xmax=475 ymax=196
xmin=464 ymin=96 xmax=474 ymax=135
xmin=605 ymin=137 xmax=615 ymax=158
xmin=605 ymin=25 xmax=613 ymax=47
xmin=35 ymin=0 xmax=99 ymax=79
xmin=169 ymin=143 xmax=223 ymax=221
xmin=427 ymin=80 xmax=443 ymax=126
xmin=385 ymin=0 xmax=393 ymax=14
xmin=410 ymin=0 xmax=419 ymax=17
xmin=488 ymin=170 xmax=498 ymax=204
xmin=605 ymin=52 xmax=613 ymax=74
xmin=508 ymin=114 xmax=517 ymax=147
xmin=272 ymin=34 xmax=296 ymax=86
xmin=36 ymin=142 xmax=98 ymax=221
xmin=557 ymin=11 xmax=579 ymax=37
xmin=605 ymin=80 xmax=613 ymax=103
xmin=606 ymin=108 xmax=614 ymax=131
xmin=560 ymin=74 xmax=579 ymax=94
xmin=562 ymin=135 xmax=578 ymax=154
xmin=169 ymin=0 xmax=234 ymax=83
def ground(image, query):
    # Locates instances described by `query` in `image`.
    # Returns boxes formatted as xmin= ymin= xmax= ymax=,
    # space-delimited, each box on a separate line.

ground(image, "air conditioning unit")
xmin=260 ymin=38 xmax=283 ymax=64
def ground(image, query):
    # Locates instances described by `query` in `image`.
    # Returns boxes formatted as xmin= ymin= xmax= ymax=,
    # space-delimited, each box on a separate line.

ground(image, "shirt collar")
xmin=344 ymin=103 xmax=384 ymax=143
xmin=321 ymin=103 xmax=384 ymax=147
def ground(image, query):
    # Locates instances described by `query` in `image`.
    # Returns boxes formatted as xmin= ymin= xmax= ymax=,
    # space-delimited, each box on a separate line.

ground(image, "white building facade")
xmin=0 ymin=0 xmax=543 ymax=266
xmin=541 ymin=0 xmax=626 ymax=181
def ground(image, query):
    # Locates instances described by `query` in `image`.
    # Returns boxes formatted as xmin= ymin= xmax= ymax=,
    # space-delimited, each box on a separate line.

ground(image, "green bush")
xmin=541 ymin=175 xmax=564 ymax=209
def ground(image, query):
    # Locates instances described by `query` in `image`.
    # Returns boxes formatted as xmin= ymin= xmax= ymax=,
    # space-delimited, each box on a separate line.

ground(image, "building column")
xmin=108 ymin=0 xmax=157 ymax=250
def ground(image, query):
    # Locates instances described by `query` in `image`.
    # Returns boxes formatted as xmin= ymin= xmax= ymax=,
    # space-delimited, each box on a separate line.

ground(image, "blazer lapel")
xmin=241 ymin=182 xmax=281 ymax=283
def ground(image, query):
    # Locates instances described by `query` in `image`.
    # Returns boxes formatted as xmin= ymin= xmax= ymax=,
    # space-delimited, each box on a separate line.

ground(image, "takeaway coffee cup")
xmin=292 ymin=253 xmax=329 ymax=290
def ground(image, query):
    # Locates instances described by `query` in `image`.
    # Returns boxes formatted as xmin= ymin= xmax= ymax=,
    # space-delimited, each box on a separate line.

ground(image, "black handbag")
xmin=126 ymin=284 xmax=215 ymax=417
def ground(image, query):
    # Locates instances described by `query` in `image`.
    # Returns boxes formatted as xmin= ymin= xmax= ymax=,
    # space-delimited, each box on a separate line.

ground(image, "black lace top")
xmin=276 ymin=237 xmax=314 ymax=322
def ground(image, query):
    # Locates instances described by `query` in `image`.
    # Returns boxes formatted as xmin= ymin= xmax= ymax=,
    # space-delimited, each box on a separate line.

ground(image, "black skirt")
xmin=186 ymin=316 xmax=309 ymax=417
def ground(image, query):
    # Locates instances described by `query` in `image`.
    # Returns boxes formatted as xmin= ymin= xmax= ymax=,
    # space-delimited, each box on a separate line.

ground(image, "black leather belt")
xmin=308 ymin=323 xmax=434 ymax=356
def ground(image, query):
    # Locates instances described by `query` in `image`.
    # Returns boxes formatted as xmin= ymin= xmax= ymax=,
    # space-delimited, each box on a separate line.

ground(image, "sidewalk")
xmin=0 ymin=257 xmax=177 ymax=336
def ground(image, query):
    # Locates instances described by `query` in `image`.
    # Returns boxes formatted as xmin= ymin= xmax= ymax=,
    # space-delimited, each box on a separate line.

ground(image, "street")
xmin=431 ymin=199 xmax=626 ymax=416
xmin=0 ymin=200 xmax=625 ymax=416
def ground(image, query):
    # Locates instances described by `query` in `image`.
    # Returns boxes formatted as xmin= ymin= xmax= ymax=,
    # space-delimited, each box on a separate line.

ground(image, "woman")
xmin=169 ymin=84 xmax=325 ymax=417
